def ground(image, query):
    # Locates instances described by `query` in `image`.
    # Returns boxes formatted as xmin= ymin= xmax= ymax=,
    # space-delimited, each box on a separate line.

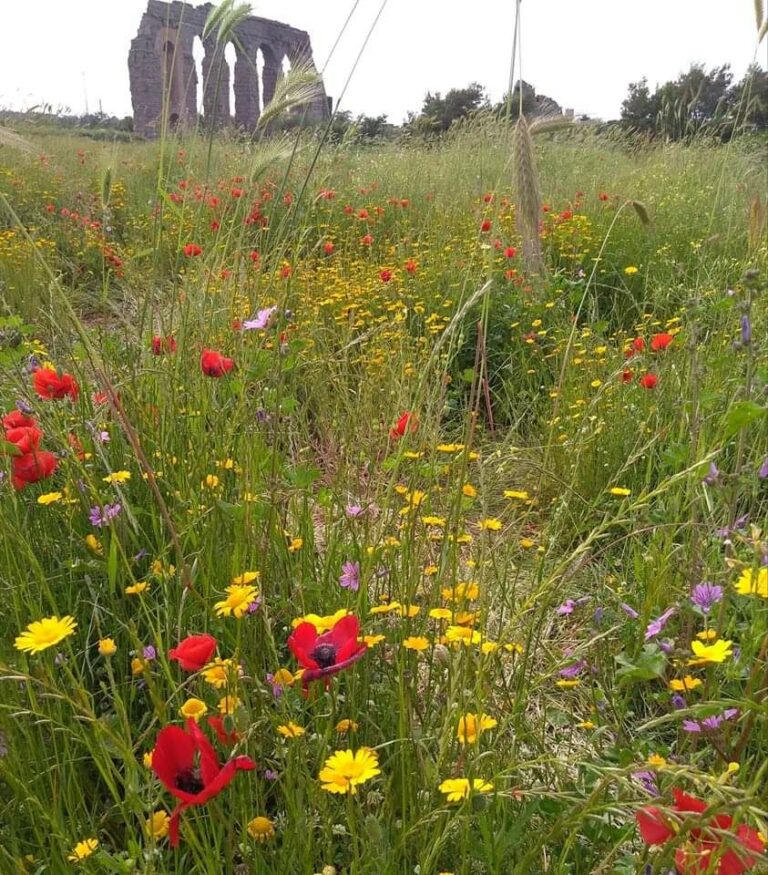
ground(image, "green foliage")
xmin=621 ymin=62 xmax=768 ymax=139
xmin=0 ymin=119 xmax=766 ymax=874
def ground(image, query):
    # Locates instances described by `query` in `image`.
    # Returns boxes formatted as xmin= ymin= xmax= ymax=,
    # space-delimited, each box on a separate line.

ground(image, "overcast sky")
xmin=0 ymin=0 xmax=765 ymax=122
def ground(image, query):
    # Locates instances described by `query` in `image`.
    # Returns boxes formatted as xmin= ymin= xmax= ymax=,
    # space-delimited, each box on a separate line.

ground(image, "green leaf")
xmin=0 ymin=439 xmax=22 ymax=457
xmin=286 ymin=464 xmax=321 ymax=488
xmin=723 ymin=400 xmax=766 ymax=439
xmin=461 ymin=368 xmax=475 ymax=383
xmin=615 ymin=645 xmax=666 ymax=686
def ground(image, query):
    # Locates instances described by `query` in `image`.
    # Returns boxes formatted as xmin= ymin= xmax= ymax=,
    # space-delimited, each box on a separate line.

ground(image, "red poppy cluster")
xmin=3 ymin=409 xmax=58 ymax=491
xmin=151 ymin=335 xmax=178 ymax=356
xmin=623 ymin=332 xmax=675 ymax=389
xmin=637 ymin=787 xmax=765 ymax=874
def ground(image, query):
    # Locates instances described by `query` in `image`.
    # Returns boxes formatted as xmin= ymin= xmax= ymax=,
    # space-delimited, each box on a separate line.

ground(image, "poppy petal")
xmin=152 ymin=725 xmax=198 ymax=802
xmin=636 ymin=807 xmax=675 ymax=845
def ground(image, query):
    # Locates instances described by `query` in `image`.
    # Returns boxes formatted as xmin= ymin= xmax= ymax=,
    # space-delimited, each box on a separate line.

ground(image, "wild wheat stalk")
xmin=514 ymin=115 xmax=544 ymax=274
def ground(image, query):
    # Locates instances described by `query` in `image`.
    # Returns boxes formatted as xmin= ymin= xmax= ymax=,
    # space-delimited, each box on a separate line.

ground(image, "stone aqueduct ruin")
xmin=129 ymin=1 xmax=330 ymax=137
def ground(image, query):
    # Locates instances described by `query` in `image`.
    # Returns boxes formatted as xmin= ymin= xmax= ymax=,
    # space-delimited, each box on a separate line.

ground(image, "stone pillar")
xmin=260 ymin=44 xmax=280 ymax=108
xmin=202 ymin=38 xmax=230 ymax=127
xmin=234 ymin=42 xmax=260 ymax=129
xmin=128 ymin=20 xmax=166 ymax=136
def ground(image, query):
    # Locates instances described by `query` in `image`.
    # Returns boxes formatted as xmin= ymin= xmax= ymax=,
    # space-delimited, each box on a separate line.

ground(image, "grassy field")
xmin=0 ymin=116 xmax=767 ymax=874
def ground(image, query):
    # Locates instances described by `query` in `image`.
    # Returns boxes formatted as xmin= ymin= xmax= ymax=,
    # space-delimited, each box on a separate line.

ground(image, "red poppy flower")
xmin=323 ymin=241 xmax=334 ymax=255
xmin=379 ymin=269 xmax=392 ymax=283
xmin=11 ymin=450 xmax=58 ymax=491
xmin=637 ymin=788 xmax=765 ymax=875
xmin=504 ymin=246 xmax=517 ymax=258
xmin=152 ymin=718 xmax=256 ymax=846
xmin=389 ymin=411 xmax=418 ymax=440
xmin=5 ymin=425 xmax=43 ymax=454
xmin=632 ymin=337 xmax=646 ymax=352
xmin=249 ymin=249 xmax=261 ymax=263
xmin=168 ymin=634 xmax=217 ymax=672
xmin=33 ymin=368 xmax=79 ymax=401
xmin=404 ymin=259 xmax=417 ymax=274
xmin=480 ymin=219 xmax=492 ymax=233
xmin=651 ymin=332 xmax=674 ymax=352
xmin=361 ymin=234 xmax=373 ymax=246
xmin=151 ymin=335 xmax=177 ymax=355
xmin=622 ymin=369 xmax=634 ymax=384
xmin=639 ymin=373 xmax=658 ymax=389
xmin=183 ymin=243 xmax=202 ymax=257
xmin=287 ymin=614 xmax=367 ymax=689
xmin=2 ymin=410 xmax=36 ymax=430
xmin=598 ymin=192 xmax=610 ymax=201
xmin=207 ymin=716 xmax=239 ymax=746
xmin=200 ymin=349 xmax=234 ymax=378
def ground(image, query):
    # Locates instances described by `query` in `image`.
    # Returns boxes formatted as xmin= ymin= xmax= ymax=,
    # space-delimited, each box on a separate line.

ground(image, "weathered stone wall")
xmin=128 ymin=0 xmax=330 ymax=137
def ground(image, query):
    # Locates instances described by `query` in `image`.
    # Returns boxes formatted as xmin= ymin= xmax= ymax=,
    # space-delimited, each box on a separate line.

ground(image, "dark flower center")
xmin=175 ymin=768 xmax=204 ymax=794
xmin=311 ymin=643 xmax=337 ymax=669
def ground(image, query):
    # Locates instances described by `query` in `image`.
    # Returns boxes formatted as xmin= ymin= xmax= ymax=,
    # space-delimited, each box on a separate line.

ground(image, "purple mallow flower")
xmin=759 ymin=458 xmax=768 ymax=480
xmin=142 ymin=645 xmax=156 ymax=660
xmin=690 ymin=582 xmax=723 ymax=614
xmin=620 ymin=602 xmax=639 ymax=620
xmin=671 ymin=694 xmax=687 ymax=710
xmin=339 ymin=560 xmax=360 ymax=592
xmin=345 ymin=503 xmax=364 ymax=518
xmin=645 ymin=607 xmax=676 ymax=640
xmin=243 ymin=306 xmax=278 ymax=331
xmin=556 ymin=597 xmax=589 ymax=616
xmin=633 ymin=770 xmax=659 ymax=796
xmin=89 ymin=503 xmax=122 ymax=527
xmin=682 ymin=708 xmax=739 ymax=733
xmin=559 ymin=660 xmax=587 ymax=678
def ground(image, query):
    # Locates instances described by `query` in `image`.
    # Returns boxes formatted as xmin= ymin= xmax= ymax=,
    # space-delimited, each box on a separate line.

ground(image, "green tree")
xmin=417 ymin=83 xmax=488 ymax=133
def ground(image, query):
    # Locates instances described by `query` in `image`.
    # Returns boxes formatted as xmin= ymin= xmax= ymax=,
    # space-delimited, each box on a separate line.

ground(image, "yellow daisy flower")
xmin=214 ymin=584 xmax=259 ymax=618
xmin=319 ymin=748 xmax=380 ymax=795
xmin=438 ymin=777 xmax=493 ymax=802
xmin=14 ymin=616 xmax=77 ymax=653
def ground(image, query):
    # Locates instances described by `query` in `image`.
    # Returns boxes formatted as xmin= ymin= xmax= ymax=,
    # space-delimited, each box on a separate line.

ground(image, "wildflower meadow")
xmin=1 ymin=14 xmax=768 ymax=875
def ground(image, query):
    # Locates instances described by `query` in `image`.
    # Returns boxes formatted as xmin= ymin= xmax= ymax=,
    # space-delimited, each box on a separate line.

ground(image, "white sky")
xmin=0 ymin=0 xmax=765 ymax=122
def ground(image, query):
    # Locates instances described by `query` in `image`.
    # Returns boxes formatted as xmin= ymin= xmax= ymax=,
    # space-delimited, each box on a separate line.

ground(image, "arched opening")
xmin=281 ymin=55 xmax=291 ymax=77
xmin=193 ymin=35 xmax=204 ymax=115
xmin=256 ymin=48 xmax=265 ymax=113
xmin=224 ymin=41 xmax=237 ymax=120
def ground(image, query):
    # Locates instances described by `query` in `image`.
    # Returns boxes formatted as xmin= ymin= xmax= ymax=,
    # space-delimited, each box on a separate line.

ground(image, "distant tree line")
xmin=620 ymin=63 xmax=768 ymax=140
